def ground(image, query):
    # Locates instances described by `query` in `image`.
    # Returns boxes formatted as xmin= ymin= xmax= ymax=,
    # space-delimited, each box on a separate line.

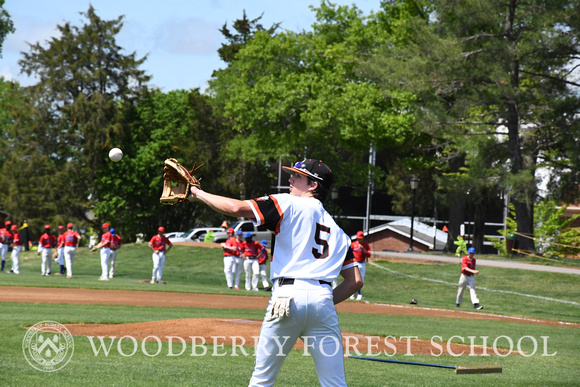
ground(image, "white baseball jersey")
xmin=247 ymin=194 xmax=355 ymax=281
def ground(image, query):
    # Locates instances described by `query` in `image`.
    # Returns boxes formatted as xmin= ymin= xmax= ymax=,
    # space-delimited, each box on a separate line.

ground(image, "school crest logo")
xmin=22 ymin=321 xmax=74 ymax=372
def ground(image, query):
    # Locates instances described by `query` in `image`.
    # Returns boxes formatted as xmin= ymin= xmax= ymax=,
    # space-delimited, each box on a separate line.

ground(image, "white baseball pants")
xmin=223 ymin=255 xmax=236 ymax=288
xmin=249 ymin=279 xmax=345 ymax=387
xmin=456 ymin=274 xmax=480 ymax=305
xmin=41 ymin=247 xmax=52 ymax=275
xmin=100 ymin=247 xmax=111 ymax=279
xmin=64 ymin=246 xmax=76 ymax=277
xmin=1 ymin=243 xmax=8 ymax=262
xmin=109 ymin=249 xmax=118 ymax=278
xmin=56 ymin=247 xmax=65 ymax=265
xmin=244 ymin=258 xmax=260 ymax=291
xmin=11 ymin=245 xmax=21 ymax=273
xmin=152 ymin=250 xmax=166 ymax=281
xmin=259 ymin=263 xmax=270 ymax=288
xmin=233 ymin=256 xmax=243 ymax=287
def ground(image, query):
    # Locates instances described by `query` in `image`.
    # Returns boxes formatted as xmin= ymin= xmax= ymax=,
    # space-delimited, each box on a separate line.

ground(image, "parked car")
xmin=212 ymin=220 xmax=273 ymax=245
xmin=164 ymin=231 xmax=184 ymax=239
xmin=168 ymin=227 xmax=225 ymax=243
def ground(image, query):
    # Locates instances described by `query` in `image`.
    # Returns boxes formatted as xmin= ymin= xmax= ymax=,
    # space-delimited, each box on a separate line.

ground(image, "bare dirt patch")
xmin=64 ymin=318 xmax=505 ymax=355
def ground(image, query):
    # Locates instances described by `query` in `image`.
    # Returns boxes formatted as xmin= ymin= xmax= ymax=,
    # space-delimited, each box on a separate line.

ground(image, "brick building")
xmin=355 ymin=218 xmax=448 ymax=253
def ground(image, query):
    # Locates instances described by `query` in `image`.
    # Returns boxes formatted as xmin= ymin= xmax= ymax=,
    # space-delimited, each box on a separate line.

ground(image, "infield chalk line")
xmin=369 ymin=261 xmax=580 ymax=306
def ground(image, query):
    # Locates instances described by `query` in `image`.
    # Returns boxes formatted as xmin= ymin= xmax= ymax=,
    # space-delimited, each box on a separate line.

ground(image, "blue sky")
xmin=2 ymin=0 xmax=380 ymax=92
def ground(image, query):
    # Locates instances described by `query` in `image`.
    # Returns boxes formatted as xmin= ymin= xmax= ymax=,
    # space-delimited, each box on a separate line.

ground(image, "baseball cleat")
xmin=98 ymin=276 xmax=109 ymax=281
xmin=356 ymin=294 xmax=362 ymax=301
xmin=474 ymin=304 xmax=483 ymax=310
xmin=150 ymin=278 xmax=155 ymax=284
xmin=456 ymin=303 xmax=460 ymax=307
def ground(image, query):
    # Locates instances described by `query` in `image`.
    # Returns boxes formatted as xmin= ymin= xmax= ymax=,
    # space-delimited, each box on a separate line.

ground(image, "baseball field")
xmin=1 ymin=243 xmax=579 ymax=386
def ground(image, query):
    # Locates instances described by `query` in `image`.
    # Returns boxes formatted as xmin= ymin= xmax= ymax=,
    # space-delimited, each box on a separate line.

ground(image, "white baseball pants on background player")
xmin=64 ymin=246 xmax=76 ymax=277
xmin=1 ymin=243 xmax=8 ymax=264
xmin=100 ymin=247 xmax=111 ymax=279
xmin=223 ymin=255 xmax=236 ymax=288
xmin=109 ymin=249 xmax=119 ymax=278
xmin=259 ymin=263 xmax=270 ymax=289
xmin=250 ymin=279 xmax=345 ymax=387
xmin=244 ymin=258 xmax=260 ymax=291
xmin=456 ymin=273 xmax=480 ymax=305
xmin=10 ymin=245 xmax=21 ymax=274
xmin=233 ymin=256 xmax=243 ymax=288
xmin=56 ymin=247 xmax=65 ymax=266
xmin=152 ymin=251 xmax=166 ymax=282
xmin=41 ymin=247 xmax=52 ymax=275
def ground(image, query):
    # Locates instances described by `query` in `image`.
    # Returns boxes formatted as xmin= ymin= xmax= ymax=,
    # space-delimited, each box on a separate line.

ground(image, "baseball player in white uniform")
xmin=187 ymin=158 xmax=362 ymax=386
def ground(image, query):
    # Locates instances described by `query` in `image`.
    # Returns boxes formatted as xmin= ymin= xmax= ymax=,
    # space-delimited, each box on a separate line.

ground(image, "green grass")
xmin=1 ymin=243 xmax=579 ymax=386
xmin=425 ymin=250 xmax=580 ymax=268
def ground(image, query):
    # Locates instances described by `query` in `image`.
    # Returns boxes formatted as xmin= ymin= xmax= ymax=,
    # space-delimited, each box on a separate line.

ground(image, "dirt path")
xmin=4 ymin=286 xmax=578 ymax=328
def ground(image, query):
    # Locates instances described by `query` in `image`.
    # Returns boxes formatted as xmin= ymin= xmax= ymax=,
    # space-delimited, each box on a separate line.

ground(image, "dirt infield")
xmin=63 ymin=318 xmax=508 ymax=355
xmin=4 ymin=286 xmax=578 ymax=328
xmin=5 ymin=286 xmax=578 ymax=356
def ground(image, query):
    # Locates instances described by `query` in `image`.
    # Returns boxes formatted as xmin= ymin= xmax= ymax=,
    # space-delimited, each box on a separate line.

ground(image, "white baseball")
xmin=109 ymin=148 xmax=123 ymax=162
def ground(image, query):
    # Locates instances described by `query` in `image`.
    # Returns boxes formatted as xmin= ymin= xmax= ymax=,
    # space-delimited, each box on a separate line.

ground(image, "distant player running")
xmin=187 ymin=158 xmax=362 ymax=386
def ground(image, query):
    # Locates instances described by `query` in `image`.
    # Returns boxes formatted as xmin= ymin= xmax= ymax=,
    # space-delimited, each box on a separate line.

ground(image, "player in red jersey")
xmin=8 ymin=224 xmax=21 ymax=274
xmin=221 ymin=228 xmax=239 ymax=289
xmin=240 ymin=232 xmax=264 ymax=291
xmin=38 ymin=225 xmax=57 ymax=276
xmin=350 ymin=230 xmax=371 ymax=300
xmin=0 ymin=221 xmax=13 ymax=272
xmin=148 ymin=227 xmax=172 ymax=284
xmin=109 ymin=228 xmax=122 ymax=278
xmin=63 ymin=223 xmax=81 ymax=278
xmin=91 ymin=223 xmax=113 ymax=281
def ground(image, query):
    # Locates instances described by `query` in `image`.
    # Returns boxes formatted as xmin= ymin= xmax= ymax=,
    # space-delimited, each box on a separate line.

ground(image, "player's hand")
xmin=187 ymin=186 xmax=200 ymax=202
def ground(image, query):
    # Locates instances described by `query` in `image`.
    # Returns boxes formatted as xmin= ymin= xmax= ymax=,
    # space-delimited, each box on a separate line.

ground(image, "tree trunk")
xmin=504 ymin=0 xmax=536 ymax=253
xmin=445 ymin=191 xmax=465 ymax=252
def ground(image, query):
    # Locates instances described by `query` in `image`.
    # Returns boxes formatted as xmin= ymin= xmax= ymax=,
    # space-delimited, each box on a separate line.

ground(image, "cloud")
xmin=152 ymin=17 xmax=222 ymax=55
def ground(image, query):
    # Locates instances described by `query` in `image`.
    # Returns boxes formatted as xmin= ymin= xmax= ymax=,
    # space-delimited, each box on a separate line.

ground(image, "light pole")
xmin=408 ymin=176 xmax=419 ymax=251
xmin=331 ymin=187 xmax=339 ymax=218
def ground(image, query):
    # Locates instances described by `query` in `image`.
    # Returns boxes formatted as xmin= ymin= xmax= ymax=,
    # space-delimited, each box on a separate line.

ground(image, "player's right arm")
xmin=188 ymin=186 xmax=255 ymax=220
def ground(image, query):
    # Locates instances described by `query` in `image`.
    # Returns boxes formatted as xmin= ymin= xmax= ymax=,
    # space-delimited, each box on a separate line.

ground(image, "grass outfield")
xmin=1 ymin=244 xmax=579 ymax=386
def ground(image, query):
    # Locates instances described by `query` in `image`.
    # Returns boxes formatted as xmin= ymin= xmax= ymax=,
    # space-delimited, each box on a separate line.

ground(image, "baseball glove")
xmin=52 ymin=251 xmax=58 ymax=259
xmin=160 ymin=158 xmax=203 ymax=205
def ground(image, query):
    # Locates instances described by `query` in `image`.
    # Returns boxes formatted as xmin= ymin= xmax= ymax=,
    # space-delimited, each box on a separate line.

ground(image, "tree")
xmin=0 ymin=0 xmax=14 ymax=57
xmin=209 ymin=2 xmax=423 ymax=203
xmin=363 ymin=0 xmax=580 ymax=252
xmin=217 ymin=10 xmax=281 ymax=65
xmin=2 ymin=6 xmax=150 ymax=232
xmin=98 ymin=88 xmax=230 ymax=237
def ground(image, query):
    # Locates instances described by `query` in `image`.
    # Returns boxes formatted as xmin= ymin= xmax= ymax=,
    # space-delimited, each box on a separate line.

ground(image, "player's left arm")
xmin=333 ymin=266 xmax=363 ymax=305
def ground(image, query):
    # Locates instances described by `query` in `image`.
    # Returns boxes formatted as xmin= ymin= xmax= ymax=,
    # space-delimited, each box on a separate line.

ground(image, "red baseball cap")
xmin=44 ymin=224 xmax=51 ymax=229
xmin=11 ymin=224 xmax=17 ymax=231
xmin=227 ymin=228 xmax=235 ymax=233
xmin=356 ymin=231 xmax=364 ymax=239
xmin=158 ymin=226 xmax=165 ymax=232
xmin=67 ymin=223 xmax=73 ymax=228
xmin=5 ymin=221 xmax=11 ymax=226
xmin=58 ymin=225 xmax=64 ymax=230
xmin=102 ymin=223 xmax=110 ymax=228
